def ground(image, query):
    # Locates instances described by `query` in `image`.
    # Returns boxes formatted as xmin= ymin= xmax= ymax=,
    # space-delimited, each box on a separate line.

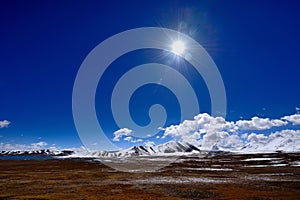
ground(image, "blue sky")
xmin=0 ymin=0 xmax=299 ymax=150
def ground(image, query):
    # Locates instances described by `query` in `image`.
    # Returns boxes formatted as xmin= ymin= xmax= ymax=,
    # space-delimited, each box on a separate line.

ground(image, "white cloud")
xmin=113 ymin=128 xmax=144 ymax=143
xmin=269 ymin=129 xmax=300 ymax=139
xmin=0 ymin=141 xmax=48 ymax=151
xmin=144 ymin=141 xmax=155 ymax=146
xmin=241 ymin=133 xmax=248 ymax=139
xmin=124 ymin=136 xmax=132 ymax=141
xmin=200 ymin=116 xmax=239 ymax=150
xmin=236 ymin=117 xmax=287 ymax=130
xmin=113 ymin=128 xmax=133 ymax=141
xmin=162 ymin=113 xmax=237 ymax=149
xmin=281 ymin=114 xmax=300 ymax=125
xmin=134 ymin=139 xmax=143 ymax=143
xmin=243 ymin=129 xmax=300 ymax=152
xmin=0 ymin=120 xmax=10 ymax=128
xmin=220 ymin=134 xmax=244 ymax=149
xmin=123 ymin=136 xmax=143 ymax=143
xmin=163 ymin=113 xmax=215 ymax=139
xmin=161 ymin=112 xmax=299 ymax=151
xmin=247 ymin=133 xmax=268 ymax=143
xmin=48 ymin=145 xmax=60 ymax=152
xmin=31 ymin=141 xmax=48 ymax=149
xmin=202 ymin=131 xmax=229 ymax=150
xmin=181 ymin=132 xmax=201 ymax=145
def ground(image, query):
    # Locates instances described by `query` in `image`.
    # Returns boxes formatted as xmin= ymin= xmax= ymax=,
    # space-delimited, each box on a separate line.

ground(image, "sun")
xmin=171 ymin=40 xmax=185 ymax=55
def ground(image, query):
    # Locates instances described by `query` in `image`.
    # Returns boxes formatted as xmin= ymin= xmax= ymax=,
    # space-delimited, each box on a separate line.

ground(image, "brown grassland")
xmin=0 ymin=153 xmax=299 ymax=200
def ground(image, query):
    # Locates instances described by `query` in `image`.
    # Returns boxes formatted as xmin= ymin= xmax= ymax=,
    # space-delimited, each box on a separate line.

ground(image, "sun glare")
xmin=171 ymin=40 xmax=185 ymax=55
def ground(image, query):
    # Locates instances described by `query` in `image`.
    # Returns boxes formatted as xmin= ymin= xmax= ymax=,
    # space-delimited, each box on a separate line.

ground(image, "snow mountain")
xmin=92 ymin=141 xmax=200 ymax=157
xmin=79 ymin=136 xmax=300 ymax=158
xmin=0 ymin=149 xmax=74 ymax=156
xmin=239 ymin=135 xmax=300 ymax=153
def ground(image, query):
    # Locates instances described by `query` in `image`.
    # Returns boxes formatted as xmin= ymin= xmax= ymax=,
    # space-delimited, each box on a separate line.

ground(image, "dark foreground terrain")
xmin=0 ymin=152 xmax=299 ymax=200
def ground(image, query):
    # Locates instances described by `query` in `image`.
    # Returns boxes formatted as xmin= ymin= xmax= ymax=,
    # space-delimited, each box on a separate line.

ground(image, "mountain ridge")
xmin=1 ymin=137 xmax=299 ymax=158
xmin=0 ymin=149 xmax=74 ymax=156
xmin=91 ymin=140 xmax=201 ymax=157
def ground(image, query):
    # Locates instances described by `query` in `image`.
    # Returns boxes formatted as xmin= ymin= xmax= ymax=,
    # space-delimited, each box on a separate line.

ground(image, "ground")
xmin=0 ymin=152 xmax=299 ymax=200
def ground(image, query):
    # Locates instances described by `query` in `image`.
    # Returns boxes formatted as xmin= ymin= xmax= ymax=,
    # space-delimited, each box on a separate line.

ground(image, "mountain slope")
xmin=240 ymin=136 xmax=300 ymax=153
xmin=92 ymin=141 xmax=200 ymax=157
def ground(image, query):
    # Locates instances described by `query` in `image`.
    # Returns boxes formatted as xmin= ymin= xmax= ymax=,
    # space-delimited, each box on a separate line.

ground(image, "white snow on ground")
xmin=244 ymin=164 xmax=287 ymax=167
xmin=243 ymin=157 xmax=281 ymax=161
xmin=268 ymin=163 xmax=288 ymax=167
xmin=135 ymin=177 xmax=233 ymax=184
xmin=182 ymin=168 xmax=233 ymax=171
xmin=291 ymin=161 xmax=300 ymax=167
xmin=269 ymin=159 xmax=285 ymax=164
xmin=258 ymin=173 xmax=295 ymax=176
xmin=58 ymin=146 xmax=92 ymax=158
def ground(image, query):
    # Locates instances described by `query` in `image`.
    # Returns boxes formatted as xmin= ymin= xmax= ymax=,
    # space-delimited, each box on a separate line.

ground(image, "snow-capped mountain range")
xmin=93 ymin=136 xmax=300 ymax=158
xmin=1 ymin=137 xmax=299 ymax=158
xmin=239 ymin=136 xmax=300 ymax=153
xmin=91 ymin=141 xmax=200 ymax=157
xmin=0 ymin=149 xmax=74 ymax=156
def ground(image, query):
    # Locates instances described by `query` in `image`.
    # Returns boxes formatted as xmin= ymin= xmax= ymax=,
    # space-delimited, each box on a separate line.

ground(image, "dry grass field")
xmin=0 ymin=152 xmax=299 ymax=200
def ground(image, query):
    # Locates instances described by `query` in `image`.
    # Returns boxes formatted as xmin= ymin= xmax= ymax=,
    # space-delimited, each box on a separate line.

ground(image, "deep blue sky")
xmin=0 ymin=0 xmax=299 ymax=149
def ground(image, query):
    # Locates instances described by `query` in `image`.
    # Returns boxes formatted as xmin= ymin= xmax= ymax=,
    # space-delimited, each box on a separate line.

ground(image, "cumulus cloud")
xmin=0 ymin=141 xmax=48 ymax=151
xmin=247 ymin=133 xmax=268 ymax=143
xmin=110 ymin=113 xmax=298 ymax=151
xmin=113 ymin=128 xmax=133 ymax=141
xmin=161 ymin=112 xmax=299 ymax=151
xmin=241 ymin=133 xmax=248 ymax=139
xmin=236 ymin=117 xmax=287 ymax=130
xmin=123 ymin=136 xmax=132 ymax=141
xmin=31 ymin=141 xmax=48 ymax=148
xmin=200 ymin=116 xmax=237 ymax=150
xmin=269 ymin=129 xmax=300 ymax=139
xmin=0 ymin=120 xmax=10 ymax=128
xmin=201 ymin=131 xmax=229 ymax=150
xmin=144 ymin=141 xmax=155 ymax=146
xmin=113 ymin=128 xmax=143 ymax=143
xmin=281 ymin=114 xmax=300 ymax=125
xmin=163 ymin=113 xmax=233 ymax=139
xmin=221 ymin=134 xmax=244 ymax=149
xmin=162 ymin=113 xmax=237 ymax=148
xmin=123 ymin=136 xmax=143 ymax=143
xmin=243 ymin=129 xmax=300 ymax=152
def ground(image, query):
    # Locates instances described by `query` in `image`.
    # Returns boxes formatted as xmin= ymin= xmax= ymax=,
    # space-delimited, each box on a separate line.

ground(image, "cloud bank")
xmin=0 ymin=141 xmax=48 ymax=151
xmin=162 ymin=113 xmax=300 ymax=152
xmin=112 ymin=113 xmax=299 ymax=152
xmin=236 ymin=117 xmax=287 ymax=130
xmin=281 ymin=114 xmax=300 ymax=125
